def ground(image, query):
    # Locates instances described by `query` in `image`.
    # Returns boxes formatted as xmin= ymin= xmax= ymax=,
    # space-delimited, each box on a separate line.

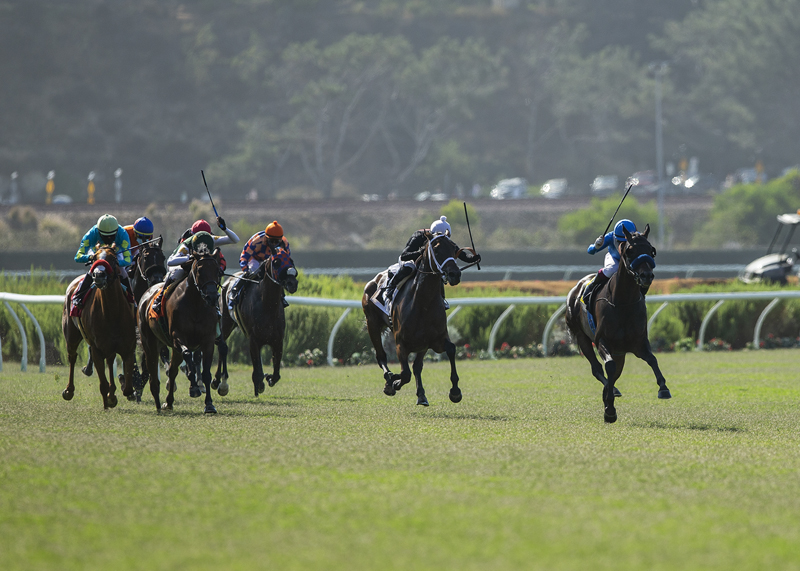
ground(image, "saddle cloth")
xmin=370 ymin=272 xmax=412 ymax=316
xmin=579 ymin=275 xmax=597 ymax=336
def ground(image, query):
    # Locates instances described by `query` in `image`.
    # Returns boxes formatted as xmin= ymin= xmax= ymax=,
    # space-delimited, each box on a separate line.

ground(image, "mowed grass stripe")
xmin=1 ymin=351 xmax=800 ymax=570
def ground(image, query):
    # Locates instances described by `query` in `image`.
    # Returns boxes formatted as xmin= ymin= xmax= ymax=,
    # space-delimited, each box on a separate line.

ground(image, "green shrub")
xmin=557 ymin=195 xmax=659 ymax=247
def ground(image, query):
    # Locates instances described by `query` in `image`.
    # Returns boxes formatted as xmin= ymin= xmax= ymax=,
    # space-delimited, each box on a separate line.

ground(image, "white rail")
xmin=2 ymin=290 xmax=800 ymax=370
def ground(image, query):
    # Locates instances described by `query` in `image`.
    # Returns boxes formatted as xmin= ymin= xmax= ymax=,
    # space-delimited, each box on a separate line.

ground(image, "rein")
xmin=418 ymin=235 xmax=455 ymax=279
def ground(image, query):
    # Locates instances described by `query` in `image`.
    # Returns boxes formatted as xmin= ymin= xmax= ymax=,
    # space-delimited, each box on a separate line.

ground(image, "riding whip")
xmin=201 ymin=170 xmax=220 ymax=219
xmin=463 ymin=202 xmax=481 ymax=270
xmin=603 ymin=181 xmax=635 ymax=236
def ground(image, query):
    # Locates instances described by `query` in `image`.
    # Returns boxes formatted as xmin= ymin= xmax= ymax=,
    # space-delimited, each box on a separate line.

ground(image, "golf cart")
xmin=739 ymin=211 xmax=800 ymax=284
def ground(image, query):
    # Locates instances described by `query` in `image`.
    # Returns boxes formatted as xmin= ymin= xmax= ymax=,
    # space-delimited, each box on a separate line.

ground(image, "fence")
xmin=3 ymin=289 xmax=800 ymax=371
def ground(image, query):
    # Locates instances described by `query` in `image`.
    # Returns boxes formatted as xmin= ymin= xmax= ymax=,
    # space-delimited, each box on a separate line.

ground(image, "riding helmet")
xmin=191 ymin=231 xmax=215 ymax=254
xmin=191 ymin=219 xmax=212 ymax=234
xmin=430 ymin=216 xmax=451 ymax=236
xmin=133 ymin=216 xmax=154 ymax=238
xmin=266 ymin=221 xmax=284 ymax=238
xmin=613 ymin=219 xmax=637 ymax=242
xmin=97 ymin=214 xmax=119 ymax=236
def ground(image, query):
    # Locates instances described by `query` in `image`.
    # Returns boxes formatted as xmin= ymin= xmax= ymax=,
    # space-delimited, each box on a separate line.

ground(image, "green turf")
xmin=2 ymin=351 xmax=800 ymax=570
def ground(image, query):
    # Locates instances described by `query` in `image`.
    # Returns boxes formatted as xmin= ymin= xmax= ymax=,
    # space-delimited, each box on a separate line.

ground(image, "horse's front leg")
xmin=213 ymin=336 xmax=229 ymax=396
xmin=411 ymin=351 xmax=428 ymax=406
xmin=249 ymin=338 xmax=266 ymax=397
xmin=93 ymin=348 xmax=115 ymax=409
xmin=444 ymin=340 xmax=462 ymax=403
xmin=62 ymin=346 xmax=78 ymax=401
xmin=106 ymin=356 xmax=120 ymax=407
xmin=365 ymin=310 xmax=399 ymax=392
xmin=635 ymin=342 xmax=671 ymax=399
xmin=121 ymin=351 xmax=135 ymax=399
xmin=266 ymin=337 xmax=282 ymax=388
xmin=392 ymin=347 xmax=413 ymax=394
xmin=599 ymin=349 xmax=625 ymax=424
xmin=201 ymin=344 xmax=216 ymax=414
xmin=185 ymin=350 xmax=202 ymax=399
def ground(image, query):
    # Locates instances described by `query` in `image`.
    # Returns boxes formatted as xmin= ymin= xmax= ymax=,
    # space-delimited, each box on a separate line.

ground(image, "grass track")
xmin=2 ymin=350 xmax=800 ymax=570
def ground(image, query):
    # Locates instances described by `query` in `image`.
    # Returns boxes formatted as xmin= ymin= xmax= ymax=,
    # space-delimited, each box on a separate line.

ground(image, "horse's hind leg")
xmin=444 ymin=339 xmax=461 ymax=403
xmin=92 ymin=349 xmax=115 ymax=409
xmin=213 ymin=337 xmax=229 ymax=396
xmin=365 ymin=311 xmax=399 ymax=393
xmin=63 ymin=346 xmax=78 ymax=401
xmin=411 ymin=351 xmax=428 ymax=406
xmin=573 ymin=330 xmax=621 ymax=397
xmin=266 ymin=338 xmax=282 ymax=388
xmin=185 ymin=349 xmax=202 ymax=398
xmin=635 ymin=342 xmax=671 ymax=399
xmin=193 ymin=350 xmax=205 ymax=394
xmin=250 ymin=338 xmax=266 ymax=397
xmin=82 ymin=352 xmax=94 ymax=377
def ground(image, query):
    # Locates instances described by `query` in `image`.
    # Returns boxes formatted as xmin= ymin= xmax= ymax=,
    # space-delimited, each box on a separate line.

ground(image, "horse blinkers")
xmin=192 ymin=254 xmax=221 ymax=308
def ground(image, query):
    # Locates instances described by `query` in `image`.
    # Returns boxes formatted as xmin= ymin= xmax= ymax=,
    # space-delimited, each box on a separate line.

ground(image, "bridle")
xmin=620 ymin=236 xmax=656 ymax=287
xmin=419 ymin=234 xmax=458 ymax=283
xmin=189 ymin=254 xmax=220 ymax=307
xmin=136 ymin=244 xmax=166 ymax=285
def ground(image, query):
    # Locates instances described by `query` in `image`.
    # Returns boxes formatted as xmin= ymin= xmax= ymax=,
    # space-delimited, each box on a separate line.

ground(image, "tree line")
xmin=1 ymin=0 xmax=798 ymax=202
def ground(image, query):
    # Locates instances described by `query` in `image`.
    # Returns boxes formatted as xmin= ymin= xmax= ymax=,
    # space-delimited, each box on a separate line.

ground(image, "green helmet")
xmin=97 ymin=214 xmax=118 ymax=236
xmin=191 ymin=231 xmax=215 ymax=255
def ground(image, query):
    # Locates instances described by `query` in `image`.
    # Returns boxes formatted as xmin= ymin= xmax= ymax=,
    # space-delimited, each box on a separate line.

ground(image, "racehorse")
xmin=138 ymin=248 xmax=222 ymax=413
xmin=215 ymin=248 xmax=299 ymax=396
xmin=363 ymin=232 xmax=467 ymax=406
xmin=61 ymin=245 xmax=138 ymax=409
xmin=81 ymin=237 xmax=166 ymax=381
xmin=565 ymin=223 xmax=671 ymax=423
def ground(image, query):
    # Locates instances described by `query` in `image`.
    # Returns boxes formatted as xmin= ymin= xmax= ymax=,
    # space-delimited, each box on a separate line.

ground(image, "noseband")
xmin=621 ymin=240 xmax=656 ymax=287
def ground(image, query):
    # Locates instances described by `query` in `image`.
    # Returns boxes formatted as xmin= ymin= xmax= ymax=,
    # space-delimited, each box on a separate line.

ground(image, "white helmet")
xmin=430 ymin=216 xmax=451 ymax=236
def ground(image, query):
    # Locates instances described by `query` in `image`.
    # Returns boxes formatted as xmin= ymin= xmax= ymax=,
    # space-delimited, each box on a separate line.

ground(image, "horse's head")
xmin=90 ymin=245 xmax=120 ymax=290
xmin=138 ymin=236 xmax=166 ymax=287
xmin=424 ymin=231 xmax=462 ymax=286
xmin=620 ymin=223 xmax=657 ymax=289
xmin=268 ymin=247 xmax=299 ymax=294
xmin=189 ymin=248 xmax=222 ymax=308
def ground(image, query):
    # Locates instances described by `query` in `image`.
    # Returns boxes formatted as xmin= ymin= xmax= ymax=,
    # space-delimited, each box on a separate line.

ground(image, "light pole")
xmin=650 ymin=61 xmax=668 ymax=248
xmin=114 ymin=168 xmax=123 ymax=203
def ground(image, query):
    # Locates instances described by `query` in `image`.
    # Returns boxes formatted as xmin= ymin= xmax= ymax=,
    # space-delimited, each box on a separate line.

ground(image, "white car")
xmin=540 ymin=178 xmax=568 ymax=199
xmin=51 ymin=194 xmax=73 ymax=204
xmin=490 ymin=178 xmax=528 ymax=200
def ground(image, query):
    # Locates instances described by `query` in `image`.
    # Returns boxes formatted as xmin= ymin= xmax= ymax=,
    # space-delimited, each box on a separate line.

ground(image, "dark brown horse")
xmin=138 ymin=249 xmax=222 ymax=413
xmin=81 ymin=237 xmax=166 ymax=382
xmin=363 ymin=232 xmax=467 ymax=406
xmin=565 ymin=224 xmax=671 ymax=423
xmin=61 ymin=245 xmax=137 ymax=409
xmin=215 ymin=248 xmax=299 ymax=396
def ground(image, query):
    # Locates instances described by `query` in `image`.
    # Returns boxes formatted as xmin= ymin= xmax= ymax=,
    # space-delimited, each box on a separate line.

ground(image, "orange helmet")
xmin=265 ymin=220 xmax=283 ymax=238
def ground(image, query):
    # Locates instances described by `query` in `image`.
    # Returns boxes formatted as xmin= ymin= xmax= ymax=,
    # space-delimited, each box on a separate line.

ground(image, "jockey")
xmin=583 ymin=218 xmax=638 ymax=302
xmin=72 ymin=214 xmax=133 ymax=310
xmin=151 ymin=217 xmax=238 ymax=315
xmin=123 ymin=216 xmax=154 ymax=259
xmin=231 ymin=220 xmax=292 ymax=308
xmin=377 ymin=215 xmax=480 ymax=311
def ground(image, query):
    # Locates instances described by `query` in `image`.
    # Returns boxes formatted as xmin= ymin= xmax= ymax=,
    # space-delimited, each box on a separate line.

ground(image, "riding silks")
xmin=579 ymin=276 xmax=597 ymax=336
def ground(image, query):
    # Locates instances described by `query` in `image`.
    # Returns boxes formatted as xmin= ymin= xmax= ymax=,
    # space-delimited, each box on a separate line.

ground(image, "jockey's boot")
xmin=381 ymin=284 xmax=396 ymax=308
xmin=151 ymin=273 xmax=176 ymax=316
xmin=586 ymin=270 xmax=610 ymax=316
xmin=72 ymin=272 xmax=93 ymax=310
xmin=282 ymin=294 xmax=289 ymax=308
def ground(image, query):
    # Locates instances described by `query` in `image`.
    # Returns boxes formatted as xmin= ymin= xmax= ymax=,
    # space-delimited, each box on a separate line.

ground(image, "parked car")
xmin=590 ymin=175 xmax=619 ymax=196
xmin=490 ymin=177 xmax=528 ymax=200
xmin=540 ymin=178 xmax=568 ymax=199
xmin=681 ymin=174 xmax=721 ymax=195
xmin=51 ymin=194 xmax=73 ymax=204
xmin=627 ymin=170 xmax=659 ymax=194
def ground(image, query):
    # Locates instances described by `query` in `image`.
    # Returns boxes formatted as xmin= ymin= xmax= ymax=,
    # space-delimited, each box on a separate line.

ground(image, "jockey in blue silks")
xmin=72 ymin=214 xmax=134 ymax=311
xmin=583 ymin=219 xmax=647 ymax=302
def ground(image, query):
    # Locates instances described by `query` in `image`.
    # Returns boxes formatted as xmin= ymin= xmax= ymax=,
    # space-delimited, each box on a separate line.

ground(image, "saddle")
xmin=370 ymin=270 xmax=413 ymax=316
xmin=579 ymin=275 xmax=599 ymax=335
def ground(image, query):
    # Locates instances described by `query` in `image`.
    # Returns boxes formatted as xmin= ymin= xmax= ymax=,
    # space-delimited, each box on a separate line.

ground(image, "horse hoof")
xmin=392 ymin=380 xmax=405 ymax=392
xmin=383 ymin=385 xmax=396 ymax=397
xmin=416 ymin=397 xmax=429 ymax=406
xmin=127 ymin=393 xmax=137 ymax=402
xmin=161 ymin=402 xmax=172 ymax=411
xmin=604 ymin=409 xmax=617 ymax=423
xmin=211 ymin=379 xmax=220 ymax=390
xmin=189 ymin=386 xmax=202 ymax=398
xmin=81 ymin=365 xmax=93 ymax=377
xmin=658 ymin=388 xmax=672 ymax=399
xmin=613 ymin=387 xmax=622 ymax=397
xmin=204 ymin=404 xmax=217 ymax=414
xmin=218 ymin=382 xmax=229 ymax=397
xmin=449 ymin=389 xmax=462 ymax=403
xmin=266 ymin=375 xmax=279 ymax=388
xmin=107 ymin=394 xmax=118 ymax=408
xmin=62 ymin=389 xmax=74 ymax=401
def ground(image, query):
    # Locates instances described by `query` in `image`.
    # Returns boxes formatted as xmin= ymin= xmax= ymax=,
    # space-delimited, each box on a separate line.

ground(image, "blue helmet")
xmin=133 ymin=216 xmax=154 ymax=237
xmin=613 ymin=219 xmax=637 ymax=242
